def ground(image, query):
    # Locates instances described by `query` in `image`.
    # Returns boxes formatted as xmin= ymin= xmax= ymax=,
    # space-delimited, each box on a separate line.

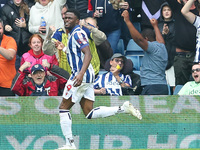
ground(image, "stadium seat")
xmin=133 ymin=70 xmax=140 ymax=75
xmin=167 ymin=84 xmax=171 ymax=95
xmin=126 ymin=39 xmax=144 ymax=55
xmin=173 ymin=85 xmax=184 ymax=95
xmin=116 ymin=39 xmax=125 ymax=54
xmin=126 ymin=55 xmax=143 ymax=71
xmin=98 ymin=69 xmax=107 ymax=75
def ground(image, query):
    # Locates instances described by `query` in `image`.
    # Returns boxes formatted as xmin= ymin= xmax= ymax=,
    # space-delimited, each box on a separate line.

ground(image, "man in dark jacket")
xmin=11 ymin=61 xmax=70 ymax=96
xmin=166 ymin=0 xmax=198 ymax=85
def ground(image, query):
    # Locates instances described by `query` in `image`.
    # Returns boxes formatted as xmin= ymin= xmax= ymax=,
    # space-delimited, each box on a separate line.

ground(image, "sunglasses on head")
xmin=192 ymin=68 xmax=200 ymax=73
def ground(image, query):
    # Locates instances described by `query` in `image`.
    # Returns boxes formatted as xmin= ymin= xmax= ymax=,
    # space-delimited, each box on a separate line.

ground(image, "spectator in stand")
xmin=158 ymin=2 xmax=176 ymax=93
xmin=21 ymin=34 xmax=58 ymax=74
xmin=181 ymin=0 xmax=200 ymax=62
xmin=88 ymin=0 xmax=129 ymax=54
xmin=178 ymin=63 xmax=200 ymax=95
xmin=28 ymin=0 xmax=66 ymax=39
xmin=1 ymin=0 xmax=32 ymax=71
xmin=103 ymin=55 xmax=142 ymax=95
xmin=122 ymin=10 xmax=168 ymax=95
xmin=61 ymin=3 xmax=68 ymax=20
xmin=94 ymin=53 xmax=132 ymax=96
xmin=67 ymin=0 xmax=88 ymax=19
xmin=166 ymin=0 xmax=198 ymax=86
xmin=0 ymin=19 xmax=17 ymax=96
xmin=11 ymin=61 xmax=69 ymax=96
xmin=141 ymin=0 xmax=165 ymax=30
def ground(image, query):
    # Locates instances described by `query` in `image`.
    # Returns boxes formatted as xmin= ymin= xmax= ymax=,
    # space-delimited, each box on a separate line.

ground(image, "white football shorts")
xmin=62 ymin=80 xmax=95 ymax=103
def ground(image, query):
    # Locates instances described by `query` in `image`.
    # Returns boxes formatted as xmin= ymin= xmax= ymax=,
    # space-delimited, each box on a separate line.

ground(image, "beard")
xmin=65 ymin=25 xmax=73 ymax=32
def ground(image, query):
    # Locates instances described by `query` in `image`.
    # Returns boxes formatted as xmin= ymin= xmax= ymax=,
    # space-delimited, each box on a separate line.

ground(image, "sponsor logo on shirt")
xmin=189 ymin=89 xmax=200 ymax=95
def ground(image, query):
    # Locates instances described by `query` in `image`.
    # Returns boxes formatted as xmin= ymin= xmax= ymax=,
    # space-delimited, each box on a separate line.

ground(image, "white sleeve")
xmin=193 ymin=16 xmax=200 ymax=29
xmin=28 ymin=6 xmax=40 ymax=34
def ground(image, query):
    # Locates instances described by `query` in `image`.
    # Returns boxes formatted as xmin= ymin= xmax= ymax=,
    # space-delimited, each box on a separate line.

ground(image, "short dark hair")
xmin=66 ymin=9 xmax=80 ymax=20
xmin=62 ymin=3 xmax=68 ymax=9
xmin=141 ymin=28 xmax=155 ymax=41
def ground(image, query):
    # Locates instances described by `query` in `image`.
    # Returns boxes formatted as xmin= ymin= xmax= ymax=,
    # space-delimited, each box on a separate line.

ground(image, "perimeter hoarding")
xmin=0 ymin=96 xmax=200 ymax=149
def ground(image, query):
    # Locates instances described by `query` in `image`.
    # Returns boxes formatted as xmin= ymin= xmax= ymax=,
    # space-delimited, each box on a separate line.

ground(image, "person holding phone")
xmin=1 ymin=0 xmax=32 ymax=71
xmin=28 ymin=0 xmax=66 ymax=39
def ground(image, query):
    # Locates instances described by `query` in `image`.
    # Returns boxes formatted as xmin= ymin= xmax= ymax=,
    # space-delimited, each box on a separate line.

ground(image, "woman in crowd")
xmin=28 ymin=0 xmax=66 ymax=39
xmin=1 ymin=0 xmax=32 ymax=70
xmin=20 ymin=34 xmax=58 ymax=74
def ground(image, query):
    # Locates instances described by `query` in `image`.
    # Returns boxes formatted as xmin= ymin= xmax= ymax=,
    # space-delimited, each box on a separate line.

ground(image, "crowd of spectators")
xmin=0 ymin=0 xmax=200 ymax=96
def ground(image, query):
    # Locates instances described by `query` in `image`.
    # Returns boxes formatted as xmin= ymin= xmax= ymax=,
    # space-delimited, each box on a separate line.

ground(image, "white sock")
xmin=59 ymin=109 xmax=73 ymax=145
xmin=86 ymin=106 xmax=125 ymax=119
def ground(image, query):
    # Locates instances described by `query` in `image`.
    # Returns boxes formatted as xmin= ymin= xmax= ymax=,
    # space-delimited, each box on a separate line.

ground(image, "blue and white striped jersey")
xmin=94 ymin=72 xmax=132 ymax=96
xmin=67 ymin=25 xmax=95 ymax=83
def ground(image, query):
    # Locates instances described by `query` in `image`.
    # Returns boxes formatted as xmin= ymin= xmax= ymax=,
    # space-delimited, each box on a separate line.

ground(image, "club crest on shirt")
xmin=77 ymin=31 xmax=87 ymax=45
xmin=67 ymin=85 xmax=72 ymax=91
